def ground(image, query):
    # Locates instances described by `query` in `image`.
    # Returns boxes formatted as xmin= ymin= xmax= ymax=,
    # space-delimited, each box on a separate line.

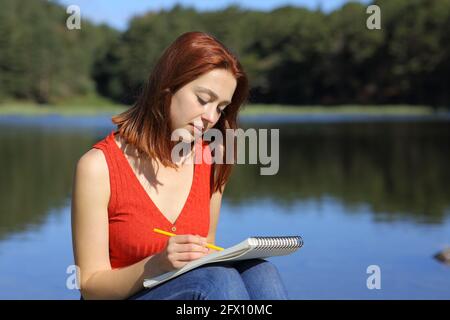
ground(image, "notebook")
xmin=143 ymin=236 xmax=303 ymax=289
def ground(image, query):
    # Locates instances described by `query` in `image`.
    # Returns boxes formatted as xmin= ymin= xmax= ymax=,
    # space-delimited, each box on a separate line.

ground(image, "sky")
xmin=56 ymin=0 xmax=371 ymax=30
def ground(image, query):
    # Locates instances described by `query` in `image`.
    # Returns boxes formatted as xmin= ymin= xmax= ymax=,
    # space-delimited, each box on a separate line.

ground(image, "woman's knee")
xmin=238 ymin=259 xmax=285 ymax=283
xmin=233 ymin=259 xmax=278 ymax=274
xmin=190 ymin=265 xmax=250 ymax=300
xmin=256 ymin=259 xmax=281 ymax=276
xmin=233 ymin=259 xmax=289 ymax=300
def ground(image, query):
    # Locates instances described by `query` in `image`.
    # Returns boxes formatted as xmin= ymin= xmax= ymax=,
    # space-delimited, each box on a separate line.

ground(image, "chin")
xmin=187 ymin=125 xmax=204 ymax=140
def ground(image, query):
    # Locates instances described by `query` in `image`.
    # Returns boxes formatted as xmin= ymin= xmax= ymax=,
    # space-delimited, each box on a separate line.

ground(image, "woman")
xmin=71 ymin=31 xmax=288 ymax=300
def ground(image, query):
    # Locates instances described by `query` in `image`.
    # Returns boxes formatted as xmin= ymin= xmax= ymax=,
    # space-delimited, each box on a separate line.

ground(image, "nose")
xmin=200 ymin=104 xmax=218 ymax=125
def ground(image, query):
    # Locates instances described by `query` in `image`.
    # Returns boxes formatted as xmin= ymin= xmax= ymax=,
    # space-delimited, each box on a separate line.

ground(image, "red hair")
xmin=111 ymin=31 xmax=249 ymax=195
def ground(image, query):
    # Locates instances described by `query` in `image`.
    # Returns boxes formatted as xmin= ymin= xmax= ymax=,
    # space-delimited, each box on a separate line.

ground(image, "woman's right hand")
xmin=155 ymin=234 xmax=209 ymax=272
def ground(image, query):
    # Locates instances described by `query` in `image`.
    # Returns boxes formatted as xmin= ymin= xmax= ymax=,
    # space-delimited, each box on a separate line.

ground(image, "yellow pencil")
xmin=153 ymin=228 xmax=224 ymax=251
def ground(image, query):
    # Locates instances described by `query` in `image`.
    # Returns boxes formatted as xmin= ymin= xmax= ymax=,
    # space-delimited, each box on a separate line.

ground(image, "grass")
xmin=240 ymin=104 xmax=443 ymax=115
xmin=0 ymin=98 xmax=447 ymax=116
xmin=0 ymin=95 xmax=127 ymax=116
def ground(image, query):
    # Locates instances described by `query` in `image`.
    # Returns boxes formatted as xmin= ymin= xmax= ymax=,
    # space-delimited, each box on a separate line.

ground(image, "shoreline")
xmin=1 ymin=113 xmax=449 ymax=129
xmin=0 ymin=103 xmax=447 ymax=117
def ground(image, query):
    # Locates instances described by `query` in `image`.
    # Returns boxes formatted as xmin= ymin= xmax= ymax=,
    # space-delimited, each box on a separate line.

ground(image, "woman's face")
xmin=169 ymin=68 xmax=237 ymax=142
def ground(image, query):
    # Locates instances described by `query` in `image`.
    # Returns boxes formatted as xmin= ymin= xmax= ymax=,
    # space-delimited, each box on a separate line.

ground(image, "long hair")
xmin=111 ymin=31 xmax=249 ymax=195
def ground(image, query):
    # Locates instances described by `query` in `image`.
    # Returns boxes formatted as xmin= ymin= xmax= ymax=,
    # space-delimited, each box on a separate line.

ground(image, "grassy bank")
xmin=240 ymin=104 xmax=444 ymax=115
xmin=0 ymin=100 xmax=446 ymax=116
xmin=0 ymin=95 xmax=126 ymax=116
xmin=0 ymin=102 xmax=126 ymax=116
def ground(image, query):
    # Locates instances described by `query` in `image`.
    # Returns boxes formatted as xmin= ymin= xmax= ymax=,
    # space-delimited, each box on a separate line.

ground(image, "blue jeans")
xmin=128 ymin=259 xmax=289 ymax=300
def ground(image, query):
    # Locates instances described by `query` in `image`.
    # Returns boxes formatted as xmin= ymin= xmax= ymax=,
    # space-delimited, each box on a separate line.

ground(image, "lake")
xmin=0 ymin=114 xmax=449 ymax=299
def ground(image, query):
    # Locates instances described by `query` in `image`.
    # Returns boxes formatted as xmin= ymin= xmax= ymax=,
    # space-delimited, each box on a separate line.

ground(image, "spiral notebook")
xmin=143 ymin=236 xmax=303 ymax=289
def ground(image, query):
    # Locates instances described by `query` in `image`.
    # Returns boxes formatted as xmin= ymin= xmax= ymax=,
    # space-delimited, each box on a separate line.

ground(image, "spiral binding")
xmin=249 ymin=236 xmax=303 ymax=250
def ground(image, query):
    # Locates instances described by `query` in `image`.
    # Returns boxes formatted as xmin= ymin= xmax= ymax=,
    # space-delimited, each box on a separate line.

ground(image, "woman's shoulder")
xmin=75 ymin=148 xmax=109 ymax=184
xmin=79 ymin=148 xmax=107 ymax=164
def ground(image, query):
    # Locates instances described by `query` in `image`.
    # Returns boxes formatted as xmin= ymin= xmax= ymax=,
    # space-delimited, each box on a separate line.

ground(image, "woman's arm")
xmin=71 ymin=149 xmax=167 ymax=300
xmin=72 ymin=148 xmax=210 ymax=299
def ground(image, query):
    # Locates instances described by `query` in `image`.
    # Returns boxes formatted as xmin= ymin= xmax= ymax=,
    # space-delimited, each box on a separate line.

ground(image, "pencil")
xmin=153 ymin=228 xmax=224 ymax=251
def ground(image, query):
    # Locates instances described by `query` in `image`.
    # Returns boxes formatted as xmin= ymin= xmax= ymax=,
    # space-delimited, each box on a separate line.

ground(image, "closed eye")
xmin=197 ymin=96 xmax=207 ymax=106
xmin=198 ymin=96 xmax=227 ymax=115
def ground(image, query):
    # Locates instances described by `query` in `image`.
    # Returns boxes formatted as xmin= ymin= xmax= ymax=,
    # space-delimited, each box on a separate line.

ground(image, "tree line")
xmin=0 ymin=0 xmax=448 ymax=107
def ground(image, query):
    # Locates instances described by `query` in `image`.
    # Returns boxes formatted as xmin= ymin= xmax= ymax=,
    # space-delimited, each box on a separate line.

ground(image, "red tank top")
xmin=92 ymin=130 xmax=212 ymax=269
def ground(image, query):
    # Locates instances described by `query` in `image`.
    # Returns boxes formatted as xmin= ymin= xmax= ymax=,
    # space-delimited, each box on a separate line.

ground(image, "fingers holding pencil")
xmin=153 ymin=228 xmax=224 ymax=251
xmin=171 ymin=235 xmax=209 ymax=256
xmin=173 ymin=234 xmax=207 ymax=246
xmin=156 ymin=233 xmax=210 ymax=271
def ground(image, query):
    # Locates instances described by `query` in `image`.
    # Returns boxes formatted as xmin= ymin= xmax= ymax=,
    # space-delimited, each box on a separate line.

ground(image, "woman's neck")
xmin=173 ymin=140 xmax=196 ymax=167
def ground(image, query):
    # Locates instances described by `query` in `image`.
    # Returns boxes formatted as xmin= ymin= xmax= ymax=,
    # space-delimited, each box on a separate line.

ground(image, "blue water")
xmin=0 ymin=196 xmax=448 ymax=299
xmin=0 ymin=114 xmax=449 ymax=299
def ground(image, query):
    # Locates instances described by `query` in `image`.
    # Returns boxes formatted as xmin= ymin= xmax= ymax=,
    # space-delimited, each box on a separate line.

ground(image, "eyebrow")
xmin=194 ymin=86 xmax=231 ymax=106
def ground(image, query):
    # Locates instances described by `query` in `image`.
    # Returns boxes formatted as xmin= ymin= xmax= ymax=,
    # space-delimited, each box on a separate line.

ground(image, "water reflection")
xmin=0 ymin=118 xmax=449 ymax=242
xmin=227 ymin=120 xmax=450 ymax=224
xmin=0 ymin=126 xmax=103 ymax=240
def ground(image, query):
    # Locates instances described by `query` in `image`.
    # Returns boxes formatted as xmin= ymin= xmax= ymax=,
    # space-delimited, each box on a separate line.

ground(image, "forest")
xmin=0 ymin=0 xmax=448 ymax=108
